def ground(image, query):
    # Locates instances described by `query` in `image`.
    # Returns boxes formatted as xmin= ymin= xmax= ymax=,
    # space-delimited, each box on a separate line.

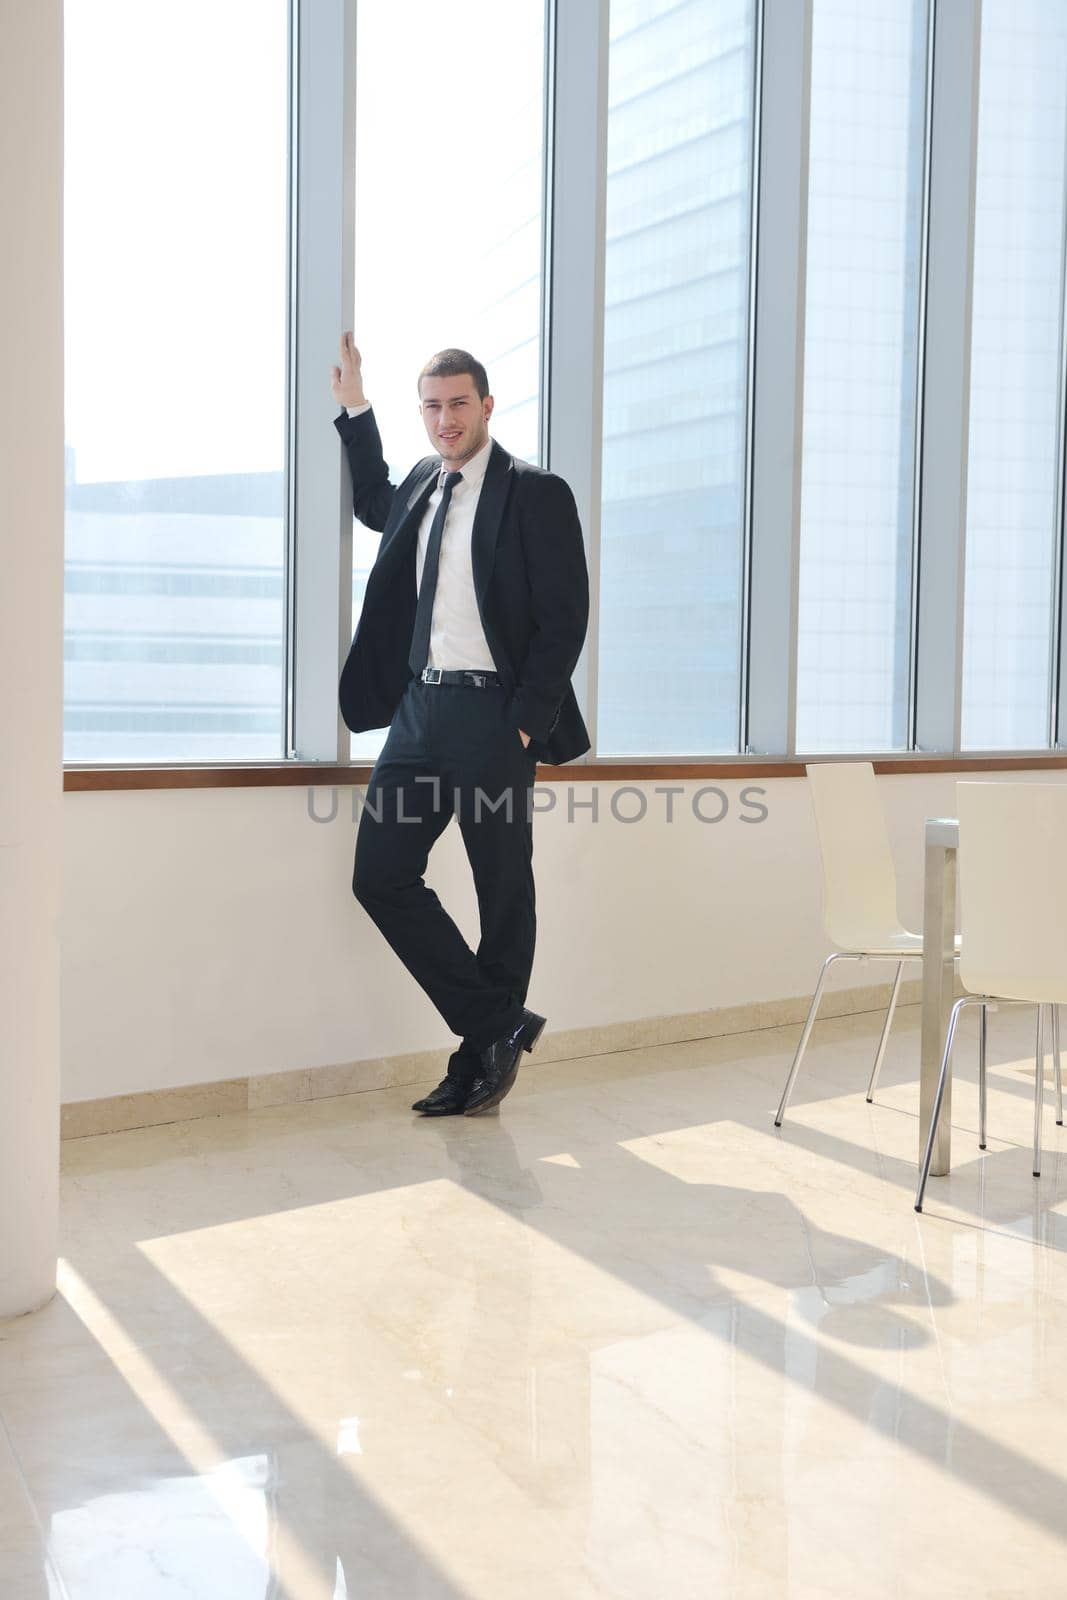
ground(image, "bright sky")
xmin=64 ymin=0 xmax=288 ymax=484
xmin=63 ymin=0 xmax=543 ymax=487
xmin=352 ymin=0 xmax=544 ymax=471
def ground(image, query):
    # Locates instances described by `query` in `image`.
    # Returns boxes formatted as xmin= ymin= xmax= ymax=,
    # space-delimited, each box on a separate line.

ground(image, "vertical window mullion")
xmin=737 ymin=0 xmax=765 ymax=757
xmin=289 ymin=0 xmax=357 ymax=762
xmin=544 ymin=0 xmax=610 ymax=758
xmin=745 ymin=0 xmax=813 ymax=756
xmin=282 ymin=0 xmax=299 ymax=756
xmin=906 ymin=0 xmax=938 ymax=752
xmin=1049 ymin=85 xmax=1067 ymax=749
xmin=912 ymin=0 xmax=982 ymax=756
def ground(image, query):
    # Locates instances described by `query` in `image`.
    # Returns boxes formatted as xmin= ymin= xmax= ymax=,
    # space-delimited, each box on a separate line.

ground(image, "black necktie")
xmin=408 ymin=469 xmax=463 ymax=675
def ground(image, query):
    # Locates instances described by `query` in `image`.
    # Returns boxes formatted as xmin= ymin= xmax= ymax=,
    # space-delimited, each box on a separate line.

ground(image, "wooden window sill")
xmin=62 ymin=752 xmax=1067 ymax=791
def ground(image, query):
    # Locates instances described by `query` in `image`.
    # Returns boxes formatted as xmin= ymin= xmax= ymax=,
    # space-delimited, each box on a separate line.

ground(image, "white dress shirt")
xmin=346 ymin=402 xmax=495 ymax=671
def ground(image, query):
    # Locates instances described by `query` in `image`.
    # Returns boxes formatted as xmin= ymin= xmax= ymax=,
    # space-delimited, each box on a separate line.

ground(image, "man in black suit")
xmin=329 ymin=335 xmax=589 ymax=1116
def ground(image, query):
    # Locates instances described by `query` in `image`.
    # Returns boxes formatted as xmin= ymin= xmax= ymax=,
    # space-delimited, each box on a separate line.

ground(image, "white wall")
xmin=60 ymin=769 xmax=1066 ymax=1104
xmin=2 ymin=0 xmax=64 ymax=1313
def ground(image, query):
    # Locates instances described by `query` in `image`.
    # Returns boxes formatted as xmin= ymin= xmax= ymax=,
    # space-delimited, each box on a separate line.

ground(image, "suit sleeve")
xmin=511 ymin=472 xmax=590 ymax=744
xmin=333 ymin=406 xmax=396 ymax=532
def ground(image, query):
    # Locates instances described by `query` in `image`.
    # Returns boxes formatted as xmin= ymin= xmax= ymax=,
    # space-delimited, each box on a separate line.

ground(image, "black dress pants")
xmin=353 ymin=679 xmax=537 ymax=1061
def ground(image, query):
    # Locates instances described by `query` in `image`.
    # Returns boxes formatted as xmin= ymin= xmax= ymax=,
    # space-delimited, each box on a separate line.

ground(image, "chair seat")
xmin=846 ymin=930 xmax=962 ymax=957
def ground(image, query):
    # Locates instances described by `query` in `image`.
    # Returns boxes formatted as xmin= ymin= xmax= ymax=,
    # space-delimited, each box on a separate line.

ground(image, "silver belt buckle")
xmin=421 ymin=667 xmax=443 ymax=685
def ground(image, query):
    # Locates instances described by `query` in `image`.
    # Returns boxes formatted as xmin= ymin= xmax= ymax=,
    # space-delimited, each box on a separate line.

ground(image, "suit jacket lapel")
xmin=404 ymin=460 xmax=439 ymax=514
xmin=471 ymin=439 xmax=513 ymax=612
xmin=374 ymin=460 xmax=438 ymax=570
xmin=371 ymin=438 xmax=512 ymax=601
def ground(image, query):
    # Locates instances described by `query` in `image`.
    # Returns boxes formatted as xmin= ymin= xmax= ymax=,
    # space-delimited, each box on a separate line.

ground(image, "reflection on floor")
xmin=2 ymin=1002 xmax=1066 ymax=1598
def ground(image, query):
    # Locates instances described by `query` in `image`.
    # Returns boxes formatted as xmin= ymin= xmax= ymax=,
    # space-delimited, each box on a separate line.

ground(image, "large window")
xmin=961 ymin=0 xmax=1067 ymax=750
xmin=595 ymin=0 xmax=757 ymax=757
xmin=61 ymin=0 xmax=1067 ymax=771
xmin=795 ymin=0 xmax=929 ymax=753
xmin=63 ymin=0 xmax=289 ymax=761
xmin=348 ymin=0 xmax=547 ymax=761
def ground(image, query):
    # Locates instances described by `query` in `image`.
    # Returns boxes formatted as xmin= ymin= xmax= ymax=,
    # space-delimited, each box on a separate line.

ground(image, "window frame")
xmin=63 ymin=0 xmax=1067 ymax=783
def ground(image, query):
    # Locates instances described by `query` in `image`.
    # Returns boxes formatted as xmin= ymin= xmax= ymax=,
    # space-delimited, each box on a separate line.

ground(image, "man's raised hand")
xmin=330 ymin=331 xmax=367 ymax=409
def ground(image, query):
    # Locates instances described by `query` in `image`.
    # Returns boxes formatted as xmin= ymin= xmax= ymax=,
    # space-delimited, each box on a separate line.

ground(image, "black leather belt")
xmin=418 ymin=667 xmax=501 ymax=688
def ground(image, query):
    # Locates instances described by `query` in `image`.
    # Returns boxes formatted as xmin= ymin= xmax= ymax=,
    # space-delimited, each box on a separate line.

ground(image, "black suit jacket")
xmin=334 ymin=407 xmax=591 ymax=765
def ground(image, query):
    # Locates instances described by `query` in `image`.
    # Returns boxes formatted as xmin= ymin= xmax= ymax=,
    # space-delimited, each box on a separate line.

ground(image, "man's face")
xmin=418 ymin=374 xmax=493 ymax=466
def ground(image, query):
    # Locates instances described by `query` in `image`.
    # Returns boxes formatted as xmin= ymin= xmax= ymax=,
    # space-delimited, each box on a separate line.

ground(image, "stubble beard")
xmin=438 ymin=418 xmax=489 ymax=469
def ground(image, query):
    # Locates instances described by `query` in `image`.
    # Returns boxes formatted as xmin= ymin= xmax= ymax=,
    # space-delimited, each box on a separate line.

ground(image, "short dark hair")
xmin=418 ymin=348 xmax=490 ymax=401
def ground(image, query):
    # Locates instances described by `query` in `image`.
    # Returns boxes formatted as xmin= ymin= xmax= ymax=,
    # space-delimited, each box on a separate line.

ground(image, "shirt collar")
xmin=439 ymin=433 xmax=492 ymax=489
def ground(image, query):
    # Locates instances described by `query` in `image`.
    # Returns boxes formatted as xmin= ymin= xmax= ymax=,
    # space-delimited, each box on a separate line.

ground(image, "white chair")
xmin=915 ymin=782 xmax=1067 ymax=1213
xmin=775 ymin=761 xmax=958 ymax=1127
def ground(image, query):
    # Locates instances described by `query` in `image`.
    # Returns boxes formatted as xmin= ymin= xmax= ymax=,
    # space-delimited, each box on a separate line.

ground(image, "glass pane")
xmin=596 ymin=0 xmax=756 ymax=756
xmin=961 ymin=0 xmax=1067 ymax=751
xmin=795 ymin=0 xmax=928 ymax=753
xmin=349 ymin=0 xmax=546 ymax=761
xmin=63 ymin=0 xmax=289 ymax=762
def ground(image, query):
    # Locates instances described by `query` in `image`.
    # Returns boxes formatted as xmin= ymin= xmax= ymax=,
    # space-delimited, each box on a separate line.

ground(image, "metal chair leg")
xmin=1054 ymin=1005 xmax=1062 ymax=1127
xmin=775 ymin=954 xmax=840 ymax=1127
xmin=1034 ymin=1004 xmax=1046 ymax=1178
xmin=978 ymin=1002 xmax=988 ymax=1150
xmin=867 ymin=960 xmax=904 ymax=1103
xmin=916 ymin=997 xmax=968 ymax=1213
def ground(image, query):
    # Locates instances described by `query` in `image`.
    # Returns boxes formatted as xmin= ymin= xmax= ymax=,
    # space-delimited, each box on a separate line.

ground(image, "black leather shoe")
xmin=464 ymin=1009 xmax=547 ymax=1116
xmin=412 ymin=1078 xmax=470 ymax=1116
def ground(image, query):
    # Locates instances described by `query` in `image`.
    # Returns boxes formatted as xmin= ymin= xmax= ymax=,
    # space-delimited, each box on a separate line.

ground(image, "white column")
xmin=0 ymin=0 xmax=63 ymax=1318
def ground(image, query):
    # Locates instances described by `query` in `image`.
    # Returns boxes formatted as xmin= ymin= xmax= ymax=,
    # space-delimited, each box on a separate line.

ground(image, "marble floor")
xmin=3 ymin=1002 xmax=1067 ymax=1599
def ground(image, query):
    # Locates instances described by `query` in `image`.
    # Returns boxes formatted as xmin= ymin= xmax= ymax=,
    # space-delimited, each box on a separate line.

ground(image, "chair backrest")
xmin=957 ymin=781 xmax=1067 ymax=1004
xmin=806 ymin=761 xmax=907 ymax=950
